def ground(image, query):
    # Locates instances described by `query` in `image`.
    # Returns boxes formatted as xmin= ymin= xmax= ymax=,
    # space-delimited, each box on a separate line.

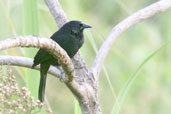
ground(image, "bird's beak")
xmin=81 ymin=24 xmax=92 ymax=30
xmin=83 ymin=24 xmax=92 ymax=29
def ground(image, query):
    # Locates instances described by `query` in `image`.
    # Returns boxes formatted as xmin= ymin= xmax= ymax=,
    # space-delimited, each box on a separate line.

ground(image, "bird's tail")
xmin=39 ymin=64 xmax=50 ymax=102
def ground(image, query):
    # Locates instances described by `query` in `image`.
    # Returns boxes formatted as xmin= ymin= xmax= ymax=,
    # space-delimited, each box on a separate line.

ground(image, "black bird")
xmin=32 ymin=21 xmax=91 ymax=102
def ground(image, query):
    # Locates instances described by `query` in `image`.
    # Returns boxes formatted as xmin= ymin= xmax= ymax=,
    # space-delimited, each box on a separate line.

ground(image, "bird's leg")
xmin=58 ymin=66 xmax=65 ymax=82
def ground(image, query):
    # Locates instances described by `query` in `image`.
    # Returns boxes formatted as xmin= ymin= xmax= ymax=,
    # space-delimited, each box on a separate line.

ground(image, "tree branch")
xmin=0 ymin=35 xmax=100 ymax=113
xmin=44 ymin=0 xmax=68 ymax=27
xmin=0 ymin=36 xmax=75 ymax=81
xmin=0 ymin=56 xmax=61 ymax=78
xmin=92 ymin=0 xmax=171 ymax=78
xmin=44 ymin=0 xmax=102 ymax=113
xmin=0 ymin=36 xmax=90 ymax=112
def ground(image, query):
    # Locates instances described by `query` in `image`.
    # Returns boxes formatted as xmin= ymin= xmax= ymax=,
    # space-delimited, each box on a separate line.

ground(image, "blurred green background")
xmin=0 ymin=0 xmax=171 ymax=114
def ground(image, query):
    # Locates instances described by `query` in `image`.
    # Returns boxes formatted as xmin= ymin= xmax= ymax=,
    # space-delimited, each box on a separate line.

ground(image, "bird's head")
xmin=61 ymin=21 xmax=92 ymax=35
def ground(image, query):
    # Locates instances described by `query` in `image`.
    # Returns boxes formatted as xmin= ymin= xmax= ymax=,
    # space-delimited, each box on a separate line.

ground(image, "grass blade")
xmin=111 ymin=42 xmax=171 ymax=114
xmin=22 ymin=0 xmax=39 ymax=100
xmin=74 ymin=99 xmax=82 ymax=114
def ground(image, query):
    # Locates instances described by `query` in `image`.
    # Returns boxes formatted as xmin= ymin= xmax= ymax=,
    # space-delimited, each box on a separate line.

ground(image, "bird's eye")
xmin=79 ymin=24 xmax=84 ymax=31
xmin=79 ymin=24 xmax=83 ymax=27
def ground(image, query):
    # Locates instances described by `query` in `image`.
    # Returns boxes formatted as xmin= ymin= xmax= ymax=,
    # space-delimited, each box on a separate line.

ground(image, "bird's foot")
xmin=58 ymin=67 xmax=65 ymax=82
xmin=59 ymin=72 xmax=65 ymax=82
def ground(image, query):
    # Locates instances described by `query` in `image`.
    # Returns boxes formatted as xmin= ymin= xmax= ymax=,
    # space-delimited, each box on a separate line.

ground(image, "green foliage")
xmin=22 ymin=0 xmax=39 ymax=35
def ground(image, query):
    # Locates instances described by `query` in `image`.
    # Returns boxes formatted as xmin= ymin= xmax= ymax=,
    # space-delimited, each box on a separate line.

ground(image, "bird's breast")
xmin=79 ymin=36 xmax=84 ymax=47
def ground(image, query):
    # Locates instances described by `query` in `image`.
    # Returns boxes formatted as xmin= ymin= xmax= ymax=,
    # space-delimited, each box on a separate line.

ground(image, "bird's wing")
xmin=51 ymin=33 xmax=76 ymax=56
xmin=32 ymin=34 xmax=72 ymax=67
xmin=32 ymin=49 xmax=52 ymax=67
xmin=52 ymin=34 xmax=78 ymax=57
xmin=51 ymin=32 xmax=72 ymax=47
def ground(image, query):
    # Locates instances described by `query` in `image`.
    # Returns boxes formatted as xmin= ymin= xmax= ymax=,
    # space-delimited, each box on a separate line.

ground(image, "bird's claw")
xmin=58 ymin=67 xmax=65 ymax=82
xmin=59 ymin=72 xmax=65 ymax=82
